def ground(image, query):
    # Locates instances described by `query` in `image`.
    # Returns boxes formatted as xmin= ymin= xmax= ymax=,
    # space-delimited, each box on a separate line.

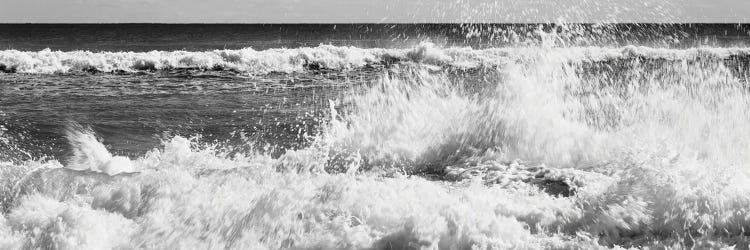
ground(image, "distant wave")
xmin=2 ymin=43 xmax=750 ymax=74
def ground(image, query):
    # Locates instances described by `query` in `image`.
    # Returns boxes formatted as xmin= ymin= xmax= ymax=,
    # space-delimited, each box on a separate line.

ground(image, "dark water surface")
xmin=2 ymin=23 xmax=750 ymax=51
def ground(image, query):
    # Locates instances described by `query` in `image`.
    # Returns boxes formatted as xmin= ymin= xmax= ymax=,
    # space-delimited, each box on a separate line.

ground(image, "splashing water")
xmin=65 ymin=123 xmax=135 ymax=175
xmin=2 ymin=29 xmax=750 ymax=249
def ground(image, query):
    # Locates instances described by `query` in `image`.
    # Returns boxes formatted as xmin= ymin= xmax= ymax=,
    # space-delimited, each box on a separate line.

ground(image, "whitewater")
xmin=2 ymin=44 xmax=750 ymax=74
xmin=2 ymin=35 xmax=750 ymax=249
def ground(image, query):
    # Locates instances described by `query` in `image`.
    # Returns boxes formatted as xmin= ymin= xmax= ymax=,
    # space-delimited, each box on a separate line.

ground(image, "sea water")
xmin=1 ymin=24 xmax=750 ymax=249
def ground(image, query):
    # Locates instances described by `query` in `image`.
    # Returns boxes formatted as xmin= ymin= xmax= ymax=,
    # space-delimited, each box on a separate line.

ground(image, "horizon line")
xmin=1 ymin=22 xmax=750 ymax=25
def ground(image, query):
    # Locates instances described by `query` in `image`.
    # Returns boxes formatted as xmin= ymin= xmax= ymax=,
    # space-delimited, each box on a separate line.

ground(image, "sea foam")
xmin=2 ymin=41 xmax=750 ymax=249
xmin=2 ymin=43 xmax=750 ymax=74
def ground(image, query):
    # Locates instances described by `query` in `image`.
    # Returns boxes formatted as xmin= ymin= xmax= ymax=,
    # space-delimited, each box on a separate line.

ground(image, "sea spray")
xmin=65 ymin=123 xmax=134 ymax=175
xmin=2 ymin=39 xmax=750 ymax=249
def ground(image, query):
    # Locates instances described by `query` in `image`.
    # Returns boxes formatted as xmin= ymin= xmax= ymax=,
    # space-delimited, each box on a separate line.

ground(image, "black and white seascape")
xmin=2 ymin=1 xmax=750 ymax=249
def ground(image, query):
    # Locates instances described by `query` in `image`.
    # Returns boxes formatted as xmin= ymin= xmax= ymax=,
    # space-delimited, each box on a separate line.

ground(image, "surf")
xmin=2 ymin=43 xmax=750 ymax=75
xmin=2 ymin=26 xmax=750 ymax=249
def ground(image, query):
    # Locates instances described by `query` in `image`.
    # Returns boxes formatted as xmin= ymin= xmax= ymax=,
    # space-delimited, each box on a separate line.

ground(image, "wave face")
xmin=2 ymin=44 xmax=750 ymax=74
xmin=2 ymin=39 xmax=750 ymax=249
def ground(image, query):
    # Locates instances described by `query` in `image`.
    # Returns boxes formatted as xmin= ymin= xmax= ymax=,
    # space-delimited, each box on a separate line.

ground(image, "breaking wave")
xmin=2 ymin=40 xmax=750 ymax=249
xmin=2 ymin=43 xmax=750 ymax=74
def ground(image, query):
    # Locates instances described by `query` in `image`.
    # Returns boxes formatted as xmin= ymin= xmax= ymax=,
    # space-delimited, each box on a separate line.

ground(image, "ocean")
xmin=1 ymin=23 xmax=750 ymax=249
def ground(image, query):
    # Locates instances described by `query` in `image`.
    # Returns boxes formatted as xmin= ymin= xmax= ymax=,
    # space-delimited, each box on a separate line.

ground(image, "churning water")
xmin=1 ymin=24 xmax=750 ymax=249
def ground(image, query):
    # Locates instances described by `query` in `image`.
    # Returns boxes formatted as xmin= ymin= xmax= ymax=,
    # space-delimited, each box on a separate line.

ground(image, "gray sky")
xmin=1 ymin=0 xmax=749 ymax=23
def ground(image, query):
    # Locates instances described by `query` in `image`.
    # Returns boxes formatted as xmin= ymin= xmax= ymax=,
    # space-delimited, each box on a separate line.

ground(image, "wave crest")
xmin=3 ymin=43 xmax=750 ymax=74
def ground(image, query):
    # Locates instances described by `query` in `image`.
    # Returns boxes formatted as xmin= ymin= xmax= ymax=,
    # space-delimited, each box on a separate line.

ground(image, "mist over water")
xmin=2 ymin=23 xmax=750 ymax=249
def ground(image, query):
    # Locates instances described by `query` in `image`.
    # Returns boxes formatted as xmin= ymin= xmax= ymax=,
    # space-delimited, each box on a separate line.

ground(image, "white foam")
xmin=65 ymin=124 xmax=135 ymax=175
xmin=6 ymin=194 xmax=136 ymax=249
xmin=2 ymin=43 xmax=749 ymax=74
xmin=2 ymin=41 xmax=750 ymax=248
xmin=2 ymin=126 xmax=748 ymax=248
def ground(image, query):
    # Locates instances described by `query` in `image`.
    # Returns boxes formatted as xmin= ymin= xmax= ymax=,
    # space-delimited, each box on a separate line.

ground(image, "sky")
xmin=1 ymin=0 xmax=749 ymax=23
